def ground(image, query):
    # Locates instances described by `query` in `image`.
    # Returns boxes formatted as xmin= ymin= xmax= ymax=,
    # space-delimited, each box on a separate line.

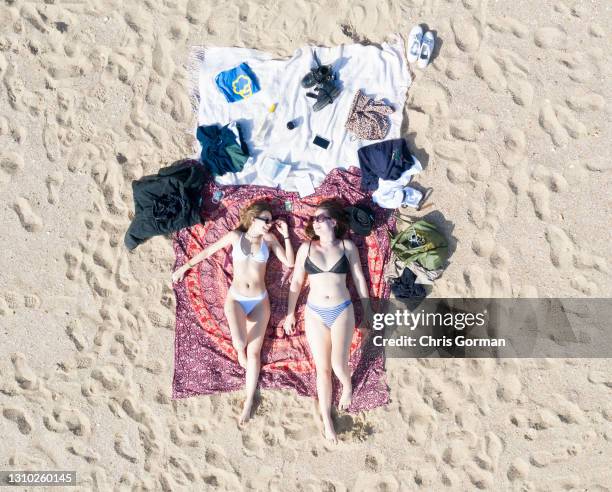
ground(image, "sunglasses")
xmin=254 ymin=216 xmax=274 ymax=224
xmin=312 ymin=214 xmax=333 ymax=224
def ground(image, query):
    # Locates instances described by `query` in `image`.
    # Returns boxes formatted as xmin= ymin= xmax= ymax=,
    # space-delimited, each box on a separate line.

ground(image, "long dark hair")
xmin=305 ymin=199 xmax=349 ymax=240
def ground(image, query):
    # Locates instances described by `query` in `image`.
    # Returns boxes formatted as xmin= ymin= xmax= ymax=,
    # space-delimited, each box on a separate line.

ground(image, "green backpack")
xmin=390 ymin=219 xmax=448 ymax=271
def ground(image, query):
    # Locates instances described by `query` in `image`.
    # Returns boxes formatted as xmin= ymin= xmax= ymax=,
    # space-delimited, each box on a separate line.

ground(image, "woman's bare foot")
xmin=339 ymin=385 xmax=352 ymax=411
xmin=236 ymin=347 xmax=247 ymax=368
xmin=323 ymin=423 xmax=338 ymax=444
xmin=239 ymin=398 xmax=253 ymax=426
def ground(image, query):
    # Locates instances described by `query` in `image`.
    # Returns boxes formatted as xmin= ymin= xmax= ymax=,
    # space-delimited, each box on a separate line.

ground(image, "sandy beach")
xmin=1 ymin=0 xmax=611 ymax=489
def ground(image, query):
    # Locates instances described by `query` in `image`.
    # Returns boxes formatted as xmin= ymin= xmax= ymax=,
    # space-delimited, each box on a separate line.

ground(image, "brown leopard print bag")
xmin=345 ymin=90 xmax=394 ymax=140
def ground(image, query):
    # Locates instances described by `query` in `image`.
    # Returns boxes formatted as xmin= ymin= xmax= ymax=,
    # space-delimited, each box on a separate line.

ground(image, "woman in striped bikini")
xmin=284 ymin=199 xmax=372 ymax=443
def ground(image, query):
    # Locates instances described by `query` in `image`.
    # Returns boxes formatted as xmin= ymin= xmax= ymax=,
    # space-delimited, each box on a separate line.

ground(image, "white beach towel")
xmin=190 ymin=37 xmax=411 ymax=191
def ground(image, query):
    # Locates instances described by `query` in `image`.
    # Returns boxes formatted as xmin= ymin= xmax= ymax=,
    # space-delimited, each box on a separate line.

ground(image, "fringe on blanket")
xmin=185 ymin=46 xmax=208 ymax=158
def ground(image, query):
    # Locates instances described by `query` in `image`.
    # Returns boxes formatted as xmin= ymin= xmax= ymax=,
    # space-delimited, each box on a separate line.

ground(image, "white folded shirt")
xmin=372 ymin=155 xmax=422 ymax=209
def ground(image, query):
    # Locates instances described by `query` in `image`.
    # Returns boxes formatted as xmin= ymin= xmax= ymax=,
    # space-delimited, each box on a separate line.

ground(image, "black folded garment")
xmin=125 ymin=159 xmax=208 ymax=250
xmin=390 ymin=268 xmax=427 ymax=299
xmin=357 ymin=138 xmax=416 ymax=191
xmin=153 ymin=194 xmax=187 ymax=222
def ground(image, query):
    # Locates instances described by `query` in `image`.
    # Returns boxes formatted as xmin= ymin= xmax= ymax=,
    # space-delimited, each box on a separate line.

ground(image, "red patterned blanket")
xmin=172 ymin=166 xmax=394 ymax=412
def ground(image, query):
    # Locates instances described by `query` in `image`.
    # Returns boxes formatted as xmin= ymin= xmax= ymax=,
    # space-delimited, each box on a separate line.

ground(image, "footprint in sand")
xmin=477 ymin=172 xmax=503 ymax=211
xmin=2 ymin=407 xmax=33 ymax=434
xmin=67 ymin=142 xmax=99 ymax=173
xmin=528 ymin=181 xmax=551 ymax=221
xmin=45 ymin=172 xmax=64 ymax=204
xmin=204 ymin=445 xmax=234 ymax=471
xmin=0 ymin=116 xmax=9 ymax=135
xmin=23 ymin=293 xmax=40 ymax=309
xmin=445 ymin=60 xmax=470 ymax=81
xmin=0 ymin=297 xmax=9 ymax=316
xmin=538 ymin=100 xmax=586 ymax=147
xmin=114 ymin=433 xmax=138 ymax=463
xmin=42 ymin=111 xmax=61 ymax=162
xmin=553 ymin=105 xmax=587 ymax=139
xmin=534 ymin=26 xmax=567 ymax=49
xmin=472 ymin=233 xmax=495 ymax=258
xmin=588 ymin=23 xmax=605 ymax=38
xmin=64 ymin=247 xmax=82 ymax=280
xmin=558 ymin=52 xmax=594 ymax=83
xmin=507 ymin=457 xmax=530 ymax=481
xmin=3 ymin=291 xmax=22 ymax=310
xmin=364 ymin=452 xmax=385 ymax=473
xmin=67 ymin=442 xmax=100 ymax=464
xmin=152 ymin=36 xmax=175 ymax=78
xmin=20 ymin=3 xmax=48 ymax=33
xmin=474 ymin=53 xmax=507 ymax=92
xmin=11 ymin=352 xmax=38 ymax=390
xmin=166 ymin=81 xmax=191 ymax=123
xmin=507 ymin=77 xmax=534 ymax=107
xmin=82 ymin=260 xmax=114 ymax=298
xmin=408 ymin=81 xmax=451 ymax=119
xmin=92 ymin=233 xmax=115 ymax=272
xmin=451 ymin=17 xmax=481 ymax=53
xmin=464 ymin=264 xmax=512 ymax=297
xmin=473 ymin=49 xmax=534 ymax=108
xmin=502 ymin=128 xmax=526 ymax=168
xmin=544 ymin=226 xmax=602 ymax=293
xmin=169 ymin=454 xmax=198 ymax=484
xmin=449 ymin=119 xmax=478 ymax=142
xmin=0 ymin=52 xmax=7 ymax=78
xmin=13 ymin=197 xmax=43 ymax=232
xmin=43 ymin=406 xmax=91 ymax=437
xmin=488 ymin=16 xmax=529 ymax=38
xmin=66 ymin=319 xmax=86 ymax=351
xmin=496 ymin=373 xmax=522 ymax=402
xmin=566 ymin=92 xmax=605 ymax=112
xmin=91 ymin=365 xmax=125 ymax=391
xmin=545 ymin=226 xmax=574 ymax=269
xmin=0 ymin=151 xmax=24 ymax=183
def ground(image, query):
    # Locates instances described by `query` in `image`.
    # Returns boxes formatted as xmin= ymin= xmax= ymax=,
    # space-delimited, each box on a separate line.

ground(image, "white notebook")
xmin=259 ymin=156 xmax=292 ymax=185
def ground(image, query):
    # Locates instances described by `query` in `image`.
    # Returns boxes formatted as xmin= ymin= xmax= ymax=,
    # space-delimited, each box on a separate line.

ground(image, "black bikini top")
xmin=304 ymin=240 xmax=350 ymax=275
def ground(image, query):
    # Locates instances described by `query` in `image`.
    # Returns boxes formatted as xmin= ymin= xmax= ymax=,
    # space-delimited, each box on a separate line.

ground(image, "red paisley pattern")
xmin=172 ymin=165 xmax=395 ymax=412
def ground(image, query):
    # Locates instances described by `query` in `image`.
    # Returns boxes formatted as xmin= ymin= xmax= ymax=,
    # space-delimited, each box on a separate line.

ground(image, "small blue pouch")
xmin=215 ymin=62 xmax=261 ymax=103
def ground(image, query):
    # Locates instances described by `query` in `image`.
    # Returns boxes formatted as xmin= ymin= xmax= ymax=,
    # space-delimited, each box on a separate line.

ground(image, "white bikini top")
xmin=232 ymin=233 xmax=270 ymax=263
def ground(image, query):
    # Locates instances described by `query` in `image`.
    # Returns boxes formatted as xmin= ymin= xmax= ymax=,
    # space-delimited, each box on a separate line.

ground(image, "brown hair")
xmin=305 ymin=199 xmax=349 ymax=240
xmin=236 ymin=200 xmax=273 ymax=232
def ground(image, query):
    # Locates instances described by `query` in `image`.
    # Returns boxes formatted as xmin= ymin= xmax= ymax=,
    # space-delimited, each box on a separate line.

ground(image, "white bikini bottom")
xmin=229 ymin=287 xmax=267 ymax=316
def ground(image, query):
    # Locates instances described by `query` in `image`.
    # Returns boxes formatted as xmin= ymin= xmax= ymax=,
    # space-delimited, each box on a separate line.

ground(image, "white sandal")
xmin=418 ymin=31 xmax=435 ymax=69
xmin=407 ymin=25 xmax=423 ymax=64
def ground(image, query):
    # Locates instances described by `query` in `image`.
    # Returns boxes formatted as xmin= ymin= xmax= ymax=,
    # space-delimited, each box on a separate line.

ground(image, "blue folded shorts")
xmin=215 ymin=62 xmax=261 ymax=103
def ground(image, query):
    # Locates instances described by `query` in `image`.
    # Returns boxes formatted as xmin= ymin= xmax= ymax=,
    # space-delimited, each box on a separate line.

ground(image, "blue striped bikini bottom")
xmin=306 ymin=299 xmax=352 ymax=329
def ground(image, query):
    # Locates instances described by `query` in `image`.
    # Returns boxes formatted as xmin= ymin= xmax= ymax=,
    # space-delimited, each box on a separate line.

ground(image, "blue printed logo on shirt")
xmin=215 ymin=63 xmax=261 ymax=103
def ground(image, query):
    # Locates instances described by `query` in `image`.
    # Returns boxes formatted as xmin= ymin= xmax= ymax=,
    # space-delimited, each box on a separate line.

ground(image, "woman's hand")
xmin=274 ymin=219 xmax=289 ymax=238
xmin=172 ymin=265 xmax=188 ymax=284
xmin=284 ymin=312 xmax=296 ymax=335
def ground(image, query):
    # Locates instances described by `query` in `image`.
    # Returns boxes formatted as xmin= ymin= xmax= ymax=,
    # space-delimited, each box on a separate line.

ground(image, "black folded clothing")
xmin=390 ymin=268 xmax=427 ymax=299
xmin=125 ymin=159 xmax=208 ymax=250
xmin=358 ymin=138 xmax=416 ymax=192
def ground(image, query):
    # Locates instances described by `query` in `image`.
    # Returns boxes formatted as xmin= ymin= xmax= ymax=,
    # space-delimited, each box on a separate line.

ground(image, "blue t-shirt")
xmin=215 ymin=63 xmax=261 ymax=103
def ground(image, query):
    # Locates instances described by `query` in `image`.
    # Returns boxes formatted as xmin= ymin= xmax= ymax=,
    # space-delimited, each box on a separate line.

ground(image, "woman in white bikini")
xmin=173 ymin=200 xmax=294 ymax=424
xmin=284 ymin=199 xmax=371 ymax=443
